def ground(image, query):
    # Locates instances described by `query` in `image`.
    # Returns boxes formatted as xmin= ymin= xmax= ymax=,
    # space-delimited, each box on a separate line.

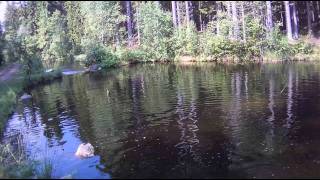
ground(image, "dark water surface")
xmin=3 ymin=62 xmax=320 ymax=178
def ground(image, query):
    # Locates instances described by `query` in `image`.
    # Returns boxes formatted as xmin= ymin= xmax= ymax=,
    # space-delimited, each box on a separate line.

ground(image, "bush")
xmin=173 ymin=24 xmax=198 ymax=57
xmin=85 ymin=44 xmax=119 ymax=69
xmin=137 ymin=1 xmax=173 ymax=61
xmin=292 ymin=41 xmax=313 ymax=54
xmin=100 ymin=47 xmax=119 ymax=68
xmin=116 ymin=48 xmax=148 ymax=63
xmin=0 ymin=88 xmax=17 ymax=131
xmin=265 ymin=26 xmax=293 ymax=60
xmin=85 ymin=44 xmax=107 ymax=66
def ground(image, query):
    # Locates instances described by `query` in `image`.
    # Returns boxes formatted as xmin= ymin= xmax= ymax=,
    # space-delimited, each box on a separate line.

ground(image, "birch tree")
xmin=266 ymin=1 xmax=273 ymax=34
xmin=306 ymin=1 xmax=313 ymax=37
xmin=284 ymin=1 xmax=293 ymax=41
xmin=231 ymin=1 xmax=239 ymax=40
xmin=126 ymin=1 xmax=133 ymax=46
xmin=292 ymin=1 xmax=298 ymax=39
xmin=171 ymin=1 xmax=177 ymax=28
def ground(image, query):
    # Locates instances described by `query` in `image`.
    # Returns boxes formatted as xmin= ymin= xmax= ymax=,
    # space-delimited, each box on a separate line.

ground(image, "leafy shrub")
xmin=100 ymin=47 xmax=119 ymax=68
xmin=137 ymin=1 xmax=173 ymax=61
xmin=85 ymin=44 xmax=106 ymax=67
xmin=292 ymin=42 xmax=313 ymax=54
xmin=116 ymin=48 xmax=148 ymax=62
xmin=85 ymin=44 xmax=119 ymax=69
xmin=265 ymin=25 xmax=293 ymax=59
xmin=173 ymin=24 xmax=199 ymax=57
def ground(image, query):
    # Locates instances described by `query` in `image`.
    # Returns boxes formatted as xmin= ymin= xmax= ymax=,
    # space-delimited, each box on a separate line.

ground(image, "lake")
xmin=3 ymin=62 xmax=320 ymax=178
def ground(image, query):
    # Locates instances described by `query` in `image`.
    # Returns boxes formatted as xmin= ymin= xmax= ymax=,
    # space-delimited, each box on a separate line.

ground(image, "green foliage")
xmin=80 ymin=1 xmax=125 ymax=46
xmin=3 ymin=3 xmax=23 ymax=63
xmin=1 ymin=0 xmax=319 ymax=71
xmin=292 ymin=41 xmax=313 ymax=54
xmin=100 ymin=47 xmax=120 ymax=68
xmin=85 ymin=44 xmax=119 ymax=69
xmin=65 ymin=1 xmax=84 ymax=54
xmin=84 ymin=44 xmax=106 ymax=67
xmin=137 ymin=2 xmax=174 ymax=61
xmin=173 ymin=24 xmax=199 ymax=57
xmin=0 ymin=143 xmax=34 ymax=179
xmin=36 ymin=158 xmax=53 ymax=179
xmin=0 ymin=142 xmax=55 ymax=179
xmin=0 ymin=87 xmax=18 ymax=131
xmin=265 ymin=26 xmax=293 ymax=59
xmin=115 ymin=48 xmax=148 ymax=63
xmin=35 ymin=4 xmax=72 ymax=64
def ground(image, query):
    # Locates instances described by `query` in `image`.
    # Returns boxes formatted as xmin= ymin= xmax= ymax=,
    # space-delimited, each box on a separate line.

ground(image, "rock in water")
xmin=75 ymin=143 xmax=94 ymax=158
xmin=45 ymin=68 xmax=54 ymax=73
xmin=20 ymin=93 xmax=32 ymax=101
xmin=60 ymin=175 xmax=73 ymax=179
xmin=87 ymin=64 xmax=100 ymax=72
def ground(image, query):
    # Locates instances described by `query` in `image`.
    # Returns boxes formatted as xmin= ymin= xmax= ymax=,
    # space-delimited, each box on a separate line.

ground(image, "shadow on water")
xmin=3 ymin=62 xmax=320 ymax=178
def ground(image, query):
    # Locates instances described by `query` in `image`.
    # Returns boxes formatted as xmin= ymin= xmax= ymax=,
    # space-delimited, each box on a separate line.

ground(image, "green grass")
xmin=0 ymin=80 xmax=24 ymax=133
xmin=36 ymin=158 xmax=53 ymax=179
xmin=0 ymin=139 xmax=54 ymax=179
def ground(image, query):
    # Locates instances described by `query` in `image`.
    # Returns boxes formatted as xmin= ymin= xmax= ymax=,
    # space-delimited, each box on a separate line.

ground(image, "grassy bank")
xmin=0 ymin=66 xmax=62 ymax=134
xmin=0 ymin=65 xmax=61 ymax=179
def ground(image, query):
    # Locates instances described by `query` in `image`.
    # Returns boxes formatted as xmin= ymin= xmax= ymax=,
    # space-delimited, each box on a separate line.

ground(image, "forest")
xmin=0 ymin=1 xmax=319 ymax=71
xmin=1 ymin=1 xmax=320 ymax=179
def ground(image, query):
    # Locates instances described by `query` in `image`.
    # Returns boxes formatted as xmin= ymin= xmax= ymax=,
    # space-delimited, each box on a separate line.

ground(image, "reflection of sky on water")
xmin=3 ymin=101 xmax=111 ymax=179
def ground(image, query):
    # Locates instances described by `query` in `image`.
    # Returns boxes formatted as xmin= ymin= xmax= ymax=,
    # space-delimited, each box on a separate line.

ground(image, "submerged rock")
xmin=75 ymin=143 xmax=94 ymax=158
xmin=86 ymin=64 xmax=101 ymax=73
xmin=20 ymin=93 xmax=32 ymax=101
xmin=60 ymin=175 xmax=73 ymax=179
xmin=45 ymin=68 xmax=54 ymax=73
xmin=62 ymin=70 xmax=85 ymax=75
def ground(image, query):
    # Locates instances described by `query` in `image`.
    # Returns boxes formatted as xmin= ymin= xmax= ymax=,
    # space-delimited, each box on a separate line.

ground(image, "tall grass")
xmin=0 ymin=79 xmax=24 ymax=133
xmin=0 ymin=136 xmax=34 ymax=178
xmin=0 ymin=136 xmax=54 ymax=179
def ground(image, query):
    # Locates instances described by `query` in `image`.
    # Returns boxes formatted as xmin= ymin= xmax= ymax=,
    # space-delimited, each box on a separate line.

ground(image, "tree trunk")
xmin=126 ymin=1 xmax=133 ymax=46
xmin=199 ymin=1 xmax=202 ymax=31
xmin=266 ymin=1 xmax=273 ymax=34
xmin=189 ymin=1 xmax=194 ymax=23
xmin=177 ymin=1 xmax=181 ymax=27
xmin=115 ymin=24 xmax=120 ymax=48
xmin=185 ymin=1 xmax=190 ymax=26
xmin=284 ymin=1 xmax=293 ymax=41
xmin=227 ymin=1 xmax=232 ymax=39
xmin=231 ymin=1 xmax=239 ymax=40
xmin=216 ymin=2 xmax=221 ymax=35
xmin=317 ymin=1 xmax=320 ymax=19
xmin=292 ymin=1 xmax=299 ymax=39
xmin=307 ymin=1 xmax=313 ymax=37
xmin=241 ymin=2 xmax=246 ymax=42
xmin=171 ymin=1 xmax=177 ymax=28
xmin=314 ymin=1 xmax=319 ymax=22
xmin=136 ymin=5 xmax=141 ymax=45
xmin=311 ymin=2 xmax=315 ymax=22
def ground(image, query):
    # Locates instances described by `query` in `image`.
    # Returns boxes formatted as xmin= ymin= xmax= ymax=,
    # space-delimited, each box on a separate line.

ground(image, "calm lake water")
xmin=3 ymin=62 xmax=320 ymax=178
